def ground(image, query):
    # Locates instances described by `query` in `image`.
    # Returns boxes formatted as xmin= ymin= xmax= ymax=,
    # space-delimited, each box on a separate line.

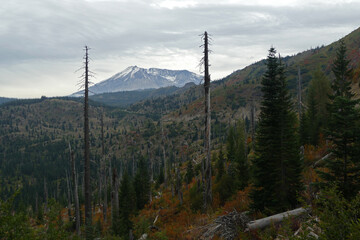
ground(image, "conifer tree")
xmin=226 ymin=126 xmax=236 ymax=162
xmin=214 ymin=146 xmax=234 ymax=205
xmin=300 ymin=69 xmax=331 ymax=146
xmin=118 ymin=172 xmax=136 ymax=239
xmin=319 ymin=40 xmax=360 ymax=199
xmin=226 ymin=121 xmax=249 ymax=189
xmin=234 ymin=120 xmax=249 ymax=189
xmin=251 ymin=47 xmax=303 ymax=213
xmin=133 ymin=156 xmax=150 ymax=210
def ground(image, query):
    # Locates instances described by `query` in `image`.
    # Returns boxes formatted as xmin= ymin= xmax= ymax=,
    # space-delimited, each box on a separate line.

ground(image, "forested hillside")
xmin=1 ymin=27 xmax=360 ymax=239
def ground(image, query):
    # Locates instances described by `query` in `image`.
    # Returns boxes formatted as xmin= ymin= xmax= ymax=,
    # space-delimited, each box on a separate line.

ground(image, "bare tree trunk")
xmin=109 ymin=159 xmax=112 ymax=191
xmin=297 ymin=66 xmax=302 ymax=118
xmin=56 ymin=180 xmax=60 ymax=202
xmin=82 ymin=174 xmax=85 ymax=204
xmin=176 ymin=167 xmax=183 ymax=205
xmin=246 ymin=208 xmax=307 ymax=231
xmin=69 ymin=143 xmax=80 ymax=236
xmin=44 ymin=177 xmax=48 ymax=214
xmin=98 ymin=167 xmax=102 ymax=208
xmin=148 ymin=144 xmax=153 ymax=182
xmin=66 ymin=170 xmax=72 ymax=221
xmin=35 ymin=192 xmax=38 ymax=215
xmin=100 ymin=112 xmax=107 ymax=222
xmin=202 ymin=31 xmax=212 ymax=211
xmin=160 ymin=114 xmax=168 ymax=188
xmin=114 ymin=170 xmax=119 ymax=214
xmin=83 ymin=46 xmax=92 ymax=238
xmin=112 ymin=168 xmax=119 ymax=225
xmin=132 ymin=154 xmax=135 ymax=177
xmin=103 ymin=160 xmax=108 ymax=223
xmin=250 ymin=98 xmax=256 ymax=143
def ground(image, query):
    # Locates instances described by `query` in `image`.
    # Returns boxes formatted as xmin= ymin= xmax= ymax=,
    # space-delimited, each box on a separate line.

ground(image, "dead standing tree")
xmin=78 ymin=46 xmax=93 ymax=238
xmin=65 ymin=170 xmax=72 ymax=221
xmin=100 ymin=112 xmax=108 ymax=223
xmin=161 ymin=117 xmax=168 ymax=188
xmin=297 ymin=66 xmax=302 ymax=118
xmin=201 ymin=31 xmax=212 ymax=211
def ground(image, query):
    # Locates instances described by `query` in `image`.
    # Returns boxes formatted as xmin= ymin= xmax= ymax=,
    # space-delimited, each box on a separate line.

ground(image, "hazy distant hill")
xmin=167 ymin=27 xmax=360 ymax=122
xmin=223 ymin=27 xmax=360 ymax=94
xmin=0 ymin=97 xmax=15 ymax=105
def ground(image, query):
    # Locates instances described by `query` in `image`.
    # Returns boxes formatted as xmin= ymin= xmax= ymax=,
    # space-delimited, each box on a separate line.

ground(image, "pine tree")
xmin=133 ymin=156 xmax=150 ymax=210
xmin=214 ymin=146 xmax=234 ymax=205
xmin=226 ymin=121 xmax=249 ymax=190
xmin=319 ymin=40 xmax=360 ymax=199
xmin=226 ymin=126 xmax=236 ymax=163
xmin=251 ymin=47 xmax=303 ymax=213
xmin=234 ymin=120 xmax=249 ymax=190
xmin=118 ymin=172 xmax=136 ymax=239
xmin=300 ymin=69 xmax=331 ymax=146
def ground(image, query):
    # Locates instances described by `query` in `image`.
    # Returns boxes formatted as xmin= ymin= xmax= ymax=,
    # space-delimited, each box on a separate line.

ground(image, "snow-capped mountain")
xmin=71 ymin=66 xmax=202 ymax=96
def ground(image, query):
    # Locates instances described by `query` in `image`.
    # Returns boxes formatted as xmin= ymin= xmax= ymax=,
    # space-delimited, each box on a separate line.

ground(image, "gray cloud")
xmin=0 ymin=0 xmax=360 ymax=97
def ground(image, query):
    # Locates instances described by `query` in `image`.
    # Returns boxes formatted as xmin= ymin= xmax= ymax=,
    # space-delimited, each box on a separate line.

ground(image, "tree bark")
xmin=83 ymin=46 xmax=92 ymax=238
xmin=203 ymin=31 xmax=212 ymax=211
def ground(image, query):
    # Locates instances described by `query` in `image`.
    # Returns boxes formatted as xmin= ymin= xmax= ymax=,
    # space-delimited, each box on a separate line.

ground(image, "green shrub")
xmin=189 ymin=184 xmax=203 ymax=212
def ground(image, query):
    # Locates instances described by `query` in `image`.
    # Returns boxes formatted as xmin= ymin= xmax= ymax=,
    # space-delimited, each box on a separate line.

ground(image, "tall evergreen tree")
xmin=319 ymin=40 xmax=360 ymax=199
xmin=118 ymin=172 xmax=136 ymax=239
xmin=300 ymin=69 xmax=331 ymax=146
xmin=226 ymin=121 xmax=249 ymax=190
xmin=234 ymin=120 xmax=249 ymax=189
xmin=251 ymin=47 xmax=303 ymax=213
xmin=226 ymin=126 xmax=236 ymax=162
xmin=214 ymin=146 xmax=234 ymax=205
xmin=133 ymin=156 xmax=150 ymax=210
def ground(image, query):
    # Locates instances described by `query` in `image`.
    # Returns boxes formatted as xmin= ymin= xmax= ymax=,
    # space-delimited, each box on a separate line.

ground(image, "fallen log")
xmin=313 ymin=152 xmax=333 ymax=168
xmin=246 ymin=207 xmax=307 ymax=231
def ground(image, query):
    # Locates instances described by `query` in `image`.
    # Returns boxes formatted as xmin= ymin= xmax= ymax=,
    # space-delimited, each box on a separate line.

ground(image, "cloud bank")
xmin=0 ymin=0 xmax=359 ymax=97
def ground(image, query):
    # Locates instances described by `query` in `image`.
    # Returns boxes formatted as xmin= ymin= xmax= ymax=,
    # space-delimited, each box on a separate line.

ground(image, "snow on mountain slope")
xmin=71 ymin=66 xmax=202 ymax=96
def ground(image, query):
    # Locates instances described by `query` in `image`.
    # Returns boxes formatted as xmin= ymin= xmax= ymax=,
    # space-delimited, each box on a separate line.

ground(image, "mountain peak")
xmin=71 ymin=66 xmax=201 ymax=96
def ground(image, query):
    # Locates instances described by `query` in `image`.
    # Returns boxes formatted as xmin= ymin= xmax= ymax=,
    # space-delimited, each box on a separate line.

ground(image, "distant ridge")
xmin=0 ymin=97 xmax=16 ymax=105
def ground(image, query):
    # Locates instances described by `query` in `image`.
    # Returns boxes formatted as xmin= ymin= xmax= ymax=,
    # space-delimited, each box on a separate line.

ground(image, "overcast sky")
xmin=1 ymin=0 xmax=360 ymax=98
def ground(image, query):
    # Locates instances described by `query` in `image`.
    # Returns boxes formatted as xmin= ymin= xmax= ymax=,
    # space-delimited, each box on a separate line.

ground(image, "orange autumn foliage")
xmin=222 ymin=187 xmax=251 ymax=214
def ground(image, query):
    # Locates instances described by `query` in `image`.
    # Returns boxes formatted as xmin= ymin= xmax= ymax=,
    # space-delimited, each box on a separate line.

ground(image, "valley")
xmin=1 ymin=27 xmax=360 ymax=239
